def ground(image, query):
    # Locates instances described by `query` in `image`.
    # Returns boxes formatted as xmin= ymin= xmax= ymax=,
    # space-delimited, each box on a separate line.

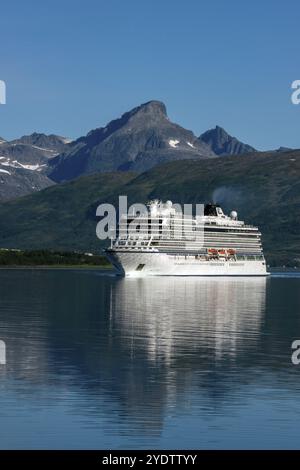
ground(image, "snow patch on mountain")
xmin=0 ymin=157 xmax=46 ymax=172
xmin=169 ymin=139 xmax=180 ymax=148
xmin=30 ymin=145 xmax=59 ymax=155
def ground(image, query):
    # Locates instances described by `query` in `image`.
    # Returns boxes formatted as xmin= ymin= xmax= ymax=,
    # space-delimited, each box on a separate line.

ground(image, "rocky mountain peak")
xmin=199 ymin=126 xmax=256 ymax=156
xmin=11 ymin=133 xmax=70 ymax=152
xmin=132 ymin=100 xmax=167 ymax=116
xmin=49 ymin=100 xmax=215 ymax=181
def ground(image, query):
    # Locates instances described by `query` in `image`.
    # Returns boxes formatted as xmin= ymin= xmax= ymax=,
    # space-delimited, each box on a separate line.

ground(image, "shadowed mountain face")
xmin=199 ymin=126 xmax=256 ymax=156
xmin=0 ymin=150 xmax=299 ymax=266
xmin=48 ymin=101 xmax=216 ymax=182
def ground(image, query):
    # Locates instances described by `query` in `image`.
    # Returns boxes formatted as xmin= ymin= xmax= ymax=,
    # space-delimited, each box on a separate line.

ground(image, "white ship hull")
xmin=106 ymin=250 xmax=269 ymax=277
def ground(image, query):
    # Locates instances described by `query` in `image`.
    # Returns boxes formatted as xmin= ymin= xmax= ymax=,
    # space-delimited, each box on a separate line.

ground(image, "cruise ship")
xmin=105 ymin=200 xmax=269 ymax=276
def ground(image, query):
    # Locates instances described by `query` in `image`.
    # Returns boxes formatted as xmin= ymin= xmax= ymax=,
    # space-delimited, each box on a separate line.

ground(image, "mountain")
xmin=276 ymin=146 xmax=293 ymax=152
xmin=0 ymin=140 xmax=56 ymax=200
xmin=11 ymin=132 xmax=71 ymax=153
xmin=48 ymin=100 xmax=215 ymax=182
xmin=0 ymin=149 xmax=299 ymax=266
xmin=199 ymin=125 xmax=256 ymax=156
xmin=0 ymin=166 xmax=54 ymax=201
xmin=0 ymin=141 xmax=54 ymax=170
xmin=0 ymin=132 xmax=71 ymax=200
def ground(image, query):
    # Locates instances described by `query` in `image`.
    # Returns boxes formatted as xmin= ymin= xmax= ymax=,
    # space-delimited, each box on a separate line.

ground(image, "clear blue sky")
xmin=0 ymin=0 xmax=299 ymax=149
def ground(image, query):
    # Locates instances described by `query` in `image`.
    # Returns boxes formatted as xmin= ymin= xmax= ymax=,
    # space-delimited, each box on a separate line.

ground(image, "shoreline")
xmin=0 ymin=265 xmax=112 ymax=270
xmin=0 ymin=266 xmax=298 ymax=275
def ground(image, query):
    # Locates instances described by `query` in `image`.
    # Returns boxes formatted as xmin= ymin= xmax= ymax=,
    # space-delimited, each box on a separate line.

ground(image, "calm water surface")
xmin=0 ymin=269 xmax=300 ymax=449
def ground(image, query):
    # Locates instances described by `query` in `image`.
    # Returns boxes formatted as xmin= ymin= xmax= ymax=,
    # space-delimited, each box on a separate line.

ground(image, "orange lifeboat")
xmin=227 ymin=249 xmax=236 ymax=255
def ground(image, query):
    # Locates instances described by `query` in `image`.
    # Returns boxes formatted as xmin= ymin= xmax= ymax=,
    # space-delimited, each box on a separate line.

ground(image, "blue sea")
xmin=0 ymin=269 xmax=299 ymax=449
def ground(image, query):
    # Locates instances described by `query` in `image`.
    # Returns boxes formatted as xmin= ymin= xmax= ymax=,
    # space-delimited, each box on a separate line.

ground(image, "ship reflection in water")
xmin=110 ymin=277 xmax=266 ymax=366
xmin=105 ymin=277 xmax=267 ymax=435
xmin=0 ymin=270 xmax=300 ymax=449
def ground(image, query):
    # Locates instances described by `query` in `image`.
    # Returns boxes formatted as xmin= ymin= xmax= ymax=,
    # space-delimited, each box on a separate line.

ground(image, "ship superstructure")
xmin=105 ymin=200 xmax=268 ymax=276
